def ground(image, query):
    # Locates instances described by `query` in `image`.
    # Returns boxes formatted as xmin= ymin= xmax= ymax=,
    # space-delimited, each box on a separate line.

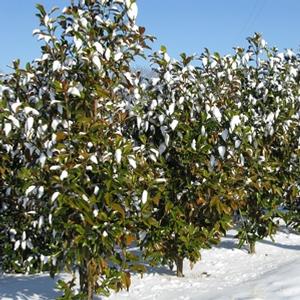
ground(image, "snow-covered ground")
xmin=1 ymin=228 xmax=300 ymax=300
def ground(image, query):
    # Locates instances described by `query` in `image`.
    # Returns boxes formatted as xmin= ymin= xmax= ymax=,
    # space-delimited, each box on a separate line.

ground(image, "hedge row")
xmin=0 ymin=1 xmax=299 ymax=299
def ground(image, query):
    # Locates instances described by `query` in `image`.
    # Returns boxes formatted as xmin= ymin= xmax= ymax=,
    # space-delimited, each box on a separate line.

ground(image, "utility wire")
xmin=238 ymin=0 xmax=269 ymax=38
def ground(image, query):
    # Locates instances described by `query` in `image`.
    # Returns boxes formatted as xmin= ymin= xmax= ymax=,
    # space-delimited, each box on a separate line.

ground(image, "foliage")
xmin=1 ymin=0 xmax=153 ymax=298
xmin=0 ymin=1 xmax=300 ymax=299
xmin=133 ymin=49 xmax=240 ymax=276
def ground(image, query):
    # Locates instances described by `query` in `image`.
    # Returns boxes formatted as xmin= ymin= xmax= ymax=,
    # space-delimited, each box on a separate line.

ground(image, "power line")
xmin=238 ymin=0 xmax=269 ymax=38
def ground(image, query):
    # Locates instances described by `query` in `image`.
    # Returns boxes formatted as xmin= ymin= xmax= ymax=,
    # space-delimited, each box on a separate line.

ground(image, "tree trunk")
xmin=79 ymin=262 xmax=94 ymax=300
xmin=176 ymin=257 xmax=184 ymax=277
xmin=79 ymin=266 xmax=88 ymax=294
xmin=249 ymin=241 xmax=256 ymax=254
xmin=87 ymin=280 xmax=94 ymax=300
xmin=87 ymin=260 xmax=95 ymax=300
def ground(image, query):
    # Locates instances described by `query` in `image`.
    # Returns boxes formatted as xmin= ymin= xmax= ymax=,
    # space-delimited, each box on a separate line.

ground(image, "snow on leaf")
xmin=266 ymin=112 xmax=275 ymax=123
xmin=240 ymin=153 xmax=245 ymax=166
xmin=260 ymin=38 xmax=267 ymax=48
xmin=202 ymin=57 xmax=208 ymax=66
xmin=221 ymin=129 xmax=229 ymax=141
xmin=179 ymin=96 xmax=184 ymax=104
xmin=168 ymin=103 xmax=175 ymax=115
xmin=51 ymin=191 xmax=60 ymax=202
xmin=211 ymin=60 xmax=217 ymax=68
xmin=82 ymin=194 xmax=89 ymax=202
xmin=68 ymin=86 xmax=81 ymax=97
xmin=235 ymin=140 xmax=241 ymax=148
xmin=124 ymin=72 xmax=133 ymax=84
xmin=74 ymin=36 xmax=83 ymax=50
xmin=170 ymin=119 xmax=178 ymax=130
xmin=152 ymin=77 xmax=160 ymax=85
xmin=38 ymin=216 xmax=44 ymax=229
xmin=50 ymin=165 xmax=61 ymax=171
xmin=93 ymin=208 xmax=99 ymax=217
xmin=159 ymin=143 xmax=166 ymax=154
xmin=127 ymin=1 xmax=138 ymax=20
xmin=39 ymin=154 xmax=47 ymax=168
xmin=150 ymin=99 xmax=158 ymax=110
xmin=11 ymin=101 xmax=22 ymax=113
xmin=248 ymin=134 xmax=253 ymax=144
xmin=42 ymin=53 xmax=50 ymax=61
xmin=150 ymin=148 xmax=159 ymax=157
xmin=128 ymin=156 xmax=137 ymax=169
xmin=114 ymin=52 xmax=123 ymax=61
xmin=9 ymin=229 xmax=17 ymax=235
xmin=4 ymin=123 xmax=12 ymax=136
xmin=230 ymin=115 xmax=241 ymax=132
xmin=137 ymin=116 xmax=142 ymax=129
xmin=164 ymin=71 xmax=171 ymax=82
xmin=92 ymin=55 xmax=102 ymax=70
xmin=94 ymin=186 xmax=100 ymax=195
xmin=24 ymin=107 xmax=40 ymax=116
xmin=44 ymin=15 xmax=50 ymax=26
xmin=158 ymin=114 xmax=165 ymax=125
xmin=105 ymin=48 xmax=111 ymax=61
xmin=218 ymin=146 xmax=226 ymax=159
xmin=37 ymin=34 xmax=51 ymax=43
xmin=210 ymin=155 xmax=216 ymax=168
xmin=25 ymin=186 xmax=36 ymax=196
xmin=51 ymin=118 xmax=60 ymax=131
xmin=155 ymin=178 xmax=167 ymax=183
xmin=212 ymin=106 xmax=222 ymax=123
xmin=149 ymin=154 xmax=157 ymax=162
xmin=80 ymin=17 xmax=88 ymax=28
xmin=40 ymin=255 xmax=49 ymax=264
xmin=14 ymin=240 xmax=20 ymax=251
xmin=25 ymin=117 xmax=34 ymax=132
xmin=164 ymin=133 xmax=170 ymax=146
xmin=32 ymin=29 xmax=40 ymax=35
xmin=164 ymin=52 xmax=171 ymax=63
xmin=21 ymin=240 xmax=27 ymax=250
xmin=8 ymin=116 xmax=20 ymax=128
xmin=286 ymin=49 xmax=295 ymax=59
xmin=142 ymin=190 xmax=148 ymax=204
xmin=115 ymin=149 xmax=122 ymax=164
xmin=90 ymin=155 xmax=98 ymax=164
xmin=94 ymin=42 xmax=104 ymax=54
xmin=191 ymin=139 xmax=196 ymax=151
xmin=290 ymin=67 xmax=298 ymax=77
xmin=256 ymin=82 xmax=264 ymax=90
xmin=53 ymin=60 xmax=61 ymax=72
xmin=26 ymin=240 xmax=33 ymax=250
xmin=60 ymin=170 xmax=68 ymax=181
xmin=38 ymin=186 xmax=45 ymax=198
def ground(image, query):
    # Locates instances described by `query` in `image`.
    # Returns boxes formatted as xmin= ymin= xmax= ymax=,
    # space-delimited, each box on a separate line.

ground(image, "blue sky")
xmin=1 ymin=0 xmax=300 ymax=71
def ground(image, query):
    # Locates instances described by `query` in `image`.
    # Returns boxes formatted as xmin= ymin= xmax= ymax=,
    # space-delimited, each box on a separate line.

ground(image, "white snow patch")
xmin=1 ymin=230 xmax=300 ymax=300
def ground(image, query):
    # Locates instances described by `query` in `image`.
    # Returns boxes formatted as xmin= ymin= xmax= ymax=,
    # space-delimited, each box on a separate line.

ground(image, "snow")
xmin=1 ymin=229 xmax=300 ymax=300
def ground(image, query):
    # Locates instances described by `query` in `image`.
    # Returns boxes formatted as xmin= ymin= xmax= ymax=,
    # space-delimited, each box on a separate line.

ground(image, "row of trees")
xmin=1 ymin=0 xmax=300 ymax=299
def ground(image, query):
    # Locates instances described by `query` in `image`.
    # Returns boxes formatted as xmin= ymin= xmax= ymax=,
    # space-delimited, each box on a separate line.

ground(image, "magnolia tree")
xmin=1 ymin=0 xmax=300 ymax=298
xmin=0 ymin=0 xmax=154 ymax=299
xmin=232 ymin=34 xmax=300 ymax=253
xmin=131 ymin=48 xmax=246 ymax=276
xmin=0 ymin=61 xmax=58 ymax=274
